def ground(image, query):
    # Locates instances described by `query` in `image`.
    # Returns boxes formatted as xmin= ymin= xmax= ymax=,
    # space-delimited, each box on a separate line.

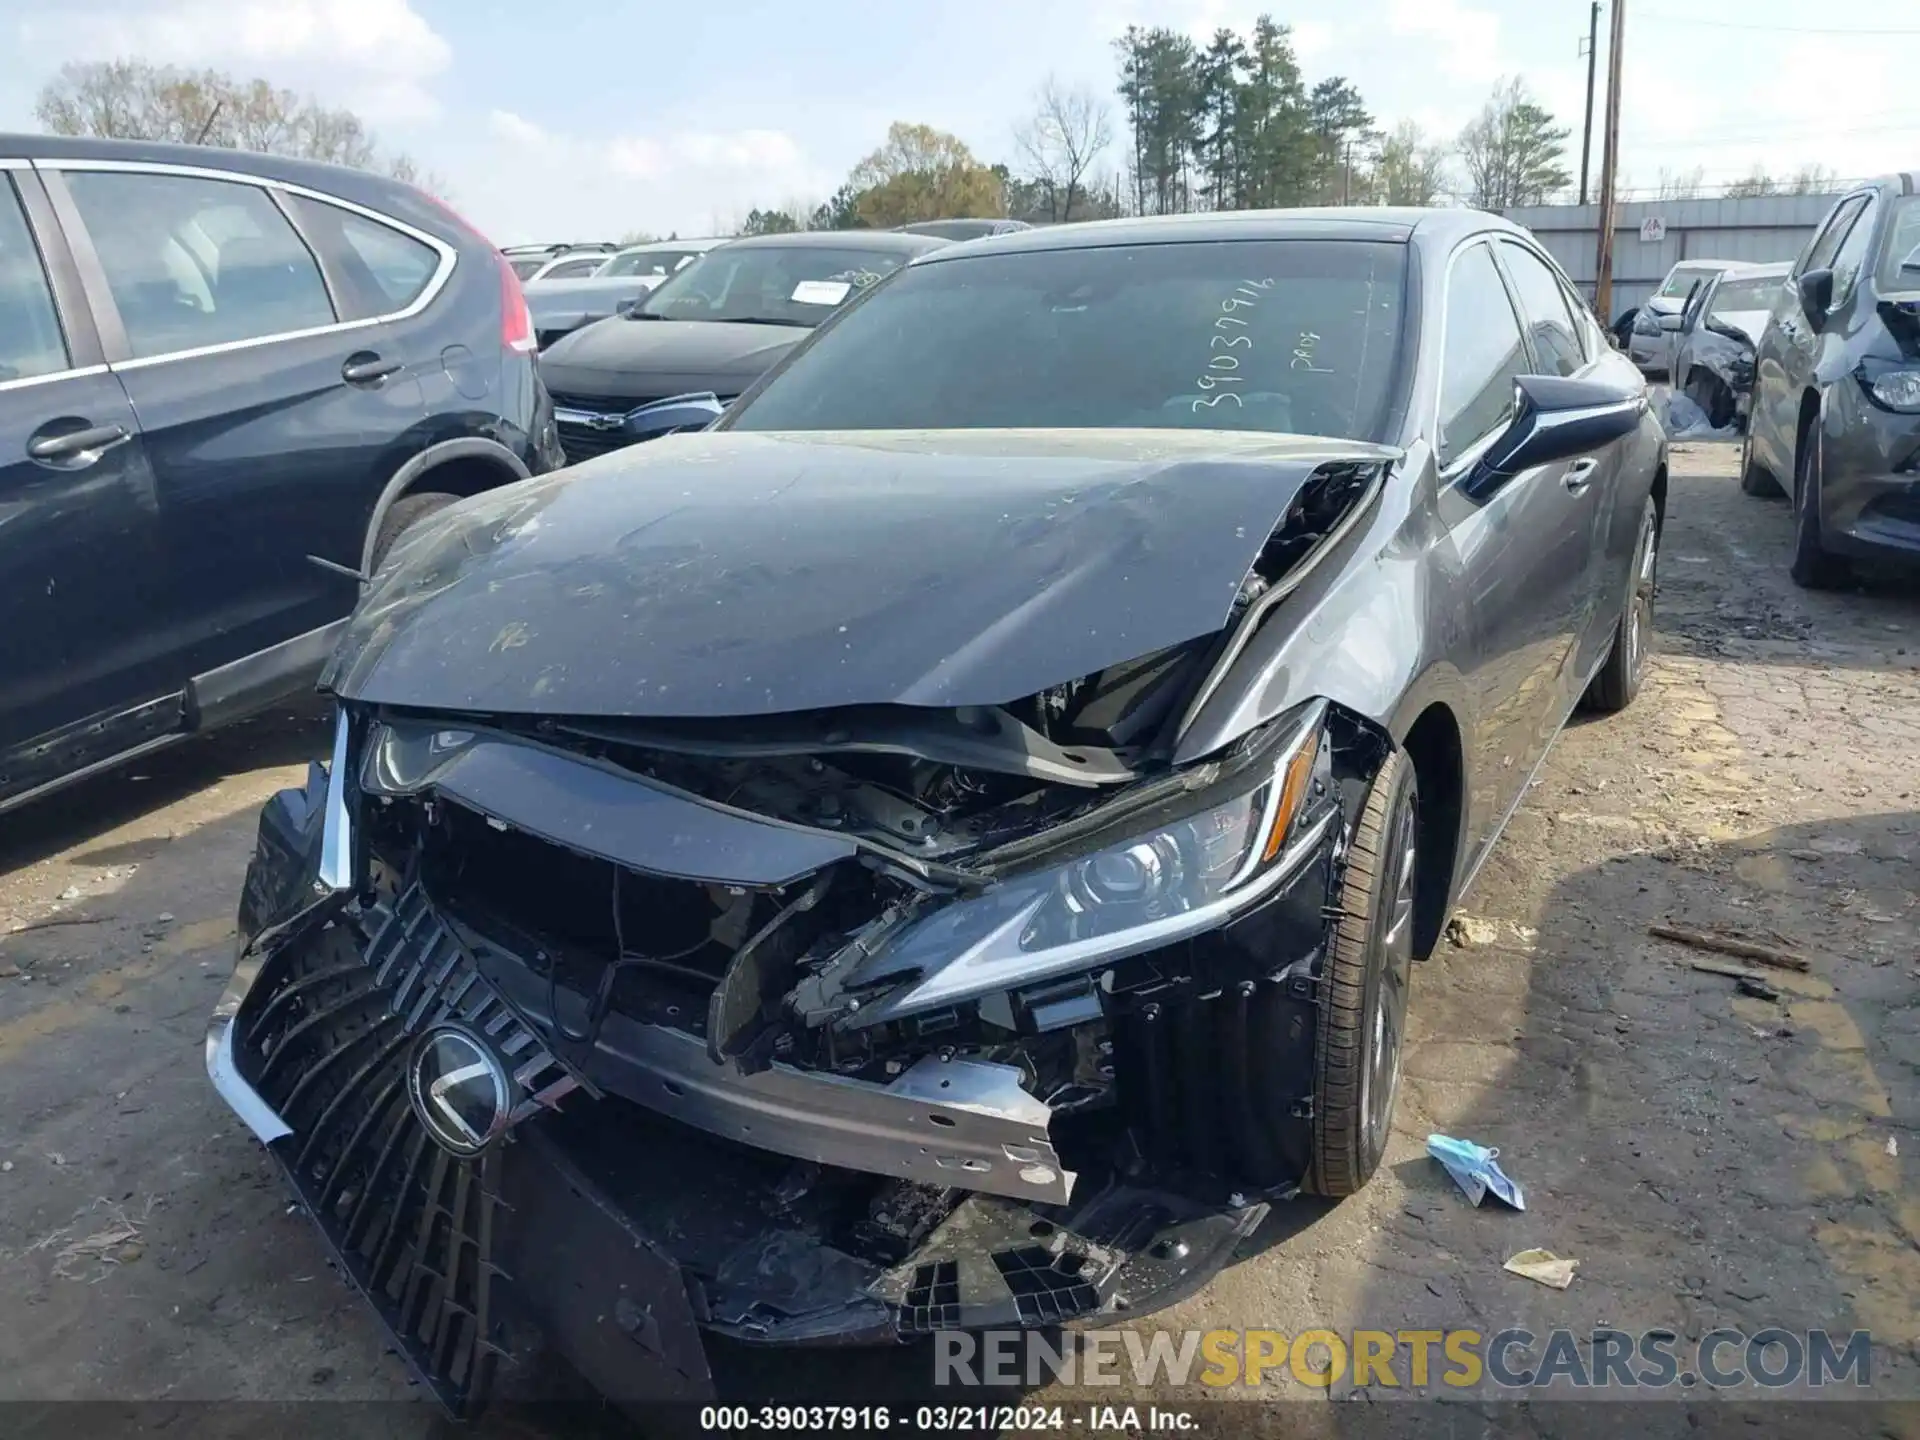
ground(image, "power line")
xmin=1635 ymin=12 xmax=1920 ymax=35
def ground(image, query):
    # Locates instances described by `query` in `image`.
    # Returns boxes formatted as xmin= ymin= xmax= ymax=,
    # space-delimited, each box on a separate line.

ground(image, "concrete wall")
xmin=1504 ymin=193 xmax=1842 ymax=323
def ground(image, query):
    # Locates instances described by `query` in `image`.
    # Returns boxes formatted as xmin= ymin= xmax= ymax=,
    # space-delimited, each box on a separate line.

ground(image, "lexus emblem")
xmin=407 ymin=1024 xmax=512 ymax=1157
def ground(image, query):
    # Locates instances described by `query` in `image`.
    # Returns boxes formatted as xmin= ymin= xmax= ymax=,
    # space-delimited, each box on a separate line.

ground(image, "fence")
xmin=1503 ymin=193 xmax=1842 ymax=323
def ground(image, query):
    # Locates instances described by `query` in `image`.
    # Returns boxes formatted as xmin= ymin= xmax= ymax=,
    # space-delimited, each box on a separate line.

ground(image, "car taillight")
xmin=497 ymin=253 xmax=536 ymax=353
xmin=403 ymin=186 xmax=536 ymax=355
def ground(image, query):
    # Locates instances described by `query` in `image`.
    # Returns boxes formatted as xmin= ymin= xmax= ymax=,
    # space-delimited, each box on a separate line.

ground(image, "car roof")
xmin=716 ymin=230 xmax=948 ymax=255
xmin=619 ymin=237 xmax=724 ymax=253
xmin=0 ymin=131 xmax=428 ymax=213
xmin=908 ymin=206 xmax=1528 ymax=263
xmin=1718 ymin=260 xmax=1791 ymax=278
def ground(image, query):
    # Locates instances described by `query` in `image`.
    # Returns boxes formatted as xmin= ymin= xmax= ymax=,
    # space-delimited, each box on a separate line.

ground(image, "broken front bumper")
xmin=207 ymin=843 xmax=1267 ymax=1416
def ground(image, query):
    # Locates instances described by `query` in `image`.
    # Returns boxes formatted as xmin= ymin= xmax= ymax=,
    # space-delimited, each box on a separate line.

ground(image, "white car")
xmin=524 ymin=238 xmax=727 ymax=349
xmin=1626 ymin=259 xmax=1737 ymax=377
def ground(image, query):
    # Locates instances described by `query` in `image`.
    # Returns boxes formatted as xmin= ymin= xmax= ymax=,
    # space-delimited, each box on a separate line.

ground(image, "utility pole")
xmin=1579 ymin=1 xmax=1599 ymax=205
xmin=1593 ymin=0 xmax=1626 ymax=324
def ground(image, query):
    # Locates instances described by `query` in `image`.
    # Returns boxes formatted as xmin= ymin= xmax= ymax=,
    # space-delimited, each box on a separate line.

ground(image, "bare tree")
xmin=1456 ymin=77 xmax=1572 ymax=210
xmin=1654 ymin=165 xmax=1706 ymax=201
xmin=1014 ymin=76 xmax=1114 ymax=222
xmin=1368 ymin=120 xmax=1450 ymax=206
xmin=36 ymin=59 xmax=442 ymax=194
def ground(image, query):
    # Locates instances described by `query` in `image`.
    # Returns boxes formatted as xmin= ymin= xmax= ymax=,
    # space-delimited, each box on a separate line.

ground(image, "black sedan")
xmin=208 ymin=207 xmax=1665 ymax=1415
xmin=537 ymin=229 xmax=946 ymax=464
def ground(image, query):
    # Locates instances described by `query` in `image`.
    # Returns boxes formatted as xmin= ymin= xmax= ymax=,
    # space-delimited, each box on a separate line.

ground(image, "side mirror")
xmin=1658 ymin=312 xmax=1684 ymax=333
xmin=1798 ymin=267 xmax=1833 ymax=328
xmin=1468 ymin=374 xmax=1643 ymax=496
xmin=615 ymin=298 xmax=640 ymax=316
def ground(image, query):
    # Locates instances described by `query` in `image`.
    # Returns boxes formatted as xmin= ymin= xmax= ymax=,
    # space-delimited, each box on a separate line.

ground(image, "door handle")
xmin=1562 ymin=458 xmax=1599 ymax=494
xmin=26 ymin=423 xmax=131 ymax=464
xmin=341 ymin=354 xmax=402 ymax=385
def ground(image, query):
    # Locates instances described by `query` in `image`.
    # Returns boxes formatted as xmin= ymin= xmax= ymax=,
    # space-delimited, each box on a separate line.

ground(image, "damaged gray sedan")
xmin=207 ymin=208 xmax=1666 ymax=1414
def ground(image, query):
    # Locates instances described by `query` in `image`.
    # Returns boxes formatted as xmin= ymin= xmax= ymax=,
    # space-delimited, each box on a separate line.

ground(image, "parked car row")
xmin=538 ymin=228 xmax=946 ymax=463
xmin=523 ymin=236 xmax=723 ymax=349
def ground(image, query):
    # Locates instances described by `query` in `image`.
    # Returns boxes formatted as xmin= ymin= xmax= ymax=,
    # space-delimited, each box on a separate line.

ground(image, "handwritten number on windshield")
xmin=1192 ymin=280 xmax=1274 ymax=413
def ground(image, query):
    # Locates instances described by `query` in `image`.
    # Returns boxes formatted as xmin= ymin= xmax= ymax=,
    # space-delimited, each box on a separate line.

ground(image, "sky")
xmin=2 ymin=0 xmax=1917 ymax=244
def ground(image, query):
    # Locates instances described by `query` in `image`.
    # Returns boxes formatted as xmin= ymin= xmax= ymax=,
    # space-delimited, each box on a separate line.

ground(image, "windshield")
xmin=1660 ymin=265 xmax=1718 ymax=298
xmin=1710 ymin=276 xmax=1782 ymax=316
xmin=600 ymin=247 xmax=702 ymax=278
xmin=508 ymin=256 xmax=544 ymax=280
xmin=635 ymin=244 xmax=911 ymax=325
xmin=1878 ymin=196 xmax=1920 ymax=289
xmin=725 ymin=239 xmax=1408 ymax=441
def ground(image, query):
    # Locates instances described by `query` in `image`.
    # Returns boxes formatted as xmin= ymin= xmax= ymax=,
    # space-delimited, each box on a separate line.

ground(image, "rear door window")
xmin=0 ymin=178 xmax=67 ymax=383
xmin=64 ymin=171 xmax=335 ymax=359
xmin=288 ymin=195 xmax=442 ymax=320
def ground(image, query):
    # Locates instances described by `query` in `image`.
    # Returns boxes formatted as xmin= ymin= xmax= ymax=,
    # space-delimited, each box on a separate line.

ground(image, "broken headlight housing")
xmin=844 ymin=701 xmax=1335 ymax=1022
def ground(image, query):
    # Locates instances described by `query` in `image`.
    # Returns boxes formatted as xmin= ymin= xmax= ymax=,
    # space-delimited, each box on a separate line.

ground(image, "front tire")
xmin=1307 ymin=750 xmax=1418 ymax=1198
xmin=369 ymin=490 xmax=460 ymax=573
xmin=1738 ymin=429 xmax=1782 ymax=497
xmin=1583 ymin=495 xmax=1658 ymax=714
xmin=1790 ymin=430 xmax=1851 ymax=590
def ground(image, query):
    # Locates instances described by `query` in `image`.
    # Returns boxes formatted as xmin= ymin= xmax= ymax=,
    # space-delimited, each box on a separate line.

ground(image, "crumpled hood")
xmin=1713 ymin=308 xmax=1771 ymax=347
xmin=323 ymin=428 xmax=1399 ymax=720
xmin=537 ymin=318 xmax=804 ymax=401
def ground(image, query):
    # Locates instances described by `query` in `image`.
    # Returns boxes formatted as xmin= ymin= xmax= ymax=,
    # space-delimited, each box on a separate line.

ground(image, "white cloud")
xmin=22 ymin=0 xmax=450 ymax=122
xmin=475 ymin=111 xmax=830 ymax=240
xmin=488 ymin=109 xmax=548 ymax=147
xmin=1386 ymin=0 xmax=1500 ymax=86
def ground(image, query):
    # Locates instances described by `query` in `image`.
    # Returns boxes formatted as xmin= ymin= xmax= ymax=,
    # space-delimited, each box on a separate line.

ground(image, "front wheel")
xmin=1307 ymin=750 xmax=1418 ymax=1198
xmin=1790 ymin=432 xmax=1851 ymax=590
xmin=1738 ymin=429 xmax=1782 ymax=497
xmin=1583 ymin=495 xmax=1658 ymax=714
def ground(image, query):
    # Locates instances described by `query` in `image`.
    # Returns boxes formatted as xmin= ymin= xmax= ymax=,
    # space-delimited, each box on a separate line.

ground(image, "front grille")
xmin=556 ymin=425 xmax=635 ymax=466
xmin=231 ymin=888 xmax=581 ymax=1413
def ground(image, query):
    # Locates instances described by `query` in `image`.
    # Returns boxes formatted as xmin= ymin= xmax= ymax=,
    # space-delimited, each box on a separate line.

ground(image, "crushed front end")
xmin=209 ymin=682 xmax=1385 ymax=1414
xmin=205 ymin=443 xmax=1404 ymax=1415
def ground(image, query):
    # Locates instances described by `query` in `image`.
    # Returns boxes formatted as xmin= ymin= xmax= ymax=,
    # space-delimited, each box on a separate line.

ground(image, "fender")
xmin=1174 ymin=460 xmax=1459 ymax=765
xmin=358 ymin=437 xmax=532 ymax=576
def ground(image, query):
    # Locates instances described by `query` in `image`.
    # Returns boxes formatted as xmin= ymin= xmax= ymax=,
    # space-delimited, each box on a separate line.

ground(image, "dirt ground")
xmin=1 ymin=440 xmax=1916 ymax=1436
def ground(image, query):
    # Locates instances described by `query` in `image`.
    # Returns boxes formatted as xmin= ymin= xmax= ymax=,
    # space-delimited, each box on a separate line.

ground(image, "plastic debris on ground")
xmin=1428 ymin=1133 xmax=1526 ymax=1210
xmin=1653 ymin=387 xmax=1739 ymax=442
xmin=1505 ymin=1249 xmax=1579 ymax=1289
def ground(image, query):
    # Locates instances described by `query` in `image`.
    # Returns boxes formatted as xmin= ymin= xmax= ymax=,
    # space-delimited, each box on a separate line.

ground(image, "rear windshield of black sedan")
xmin=724 ymin=240 xmax=1408 ymax=442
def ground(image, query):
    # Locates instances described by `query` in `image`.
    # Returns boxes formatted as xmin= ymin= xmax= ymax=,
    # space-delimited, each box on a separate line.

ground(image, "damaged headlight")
xmin=843 ymin=702 xmax=1336 ymax=1022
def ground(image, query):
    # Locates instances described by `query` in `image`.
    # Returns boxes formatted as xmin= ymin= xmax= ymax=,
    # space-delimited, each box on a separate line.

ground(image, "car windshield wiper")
xmin=720 ymin=316 xmax=814 ymax=328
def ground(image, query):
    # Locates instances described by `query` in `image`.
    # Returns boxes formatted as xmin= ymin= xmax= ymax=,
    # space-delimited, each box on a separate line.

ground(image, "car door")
xmin=42 ymin=163 xmax=430 ymax=695
xmin=1434 ymin=240 xmax=1599 ymax=859
xmin=1671 ymin=275 xmax=1713 ymax=385
xmin=0 ymin=166 xmax=174 ymax=805
xmin=1754 ymin=193 xmax=1870 ymax=479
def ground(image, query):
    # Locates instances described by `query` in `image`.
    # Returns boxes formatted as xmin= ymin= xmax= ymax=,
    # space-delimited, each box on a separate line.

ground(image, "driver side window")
xmin=1797 ymin=195 xmax=1868 ymax=278
xmin=1439 ymin=242 xmax=1529 ymax=468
